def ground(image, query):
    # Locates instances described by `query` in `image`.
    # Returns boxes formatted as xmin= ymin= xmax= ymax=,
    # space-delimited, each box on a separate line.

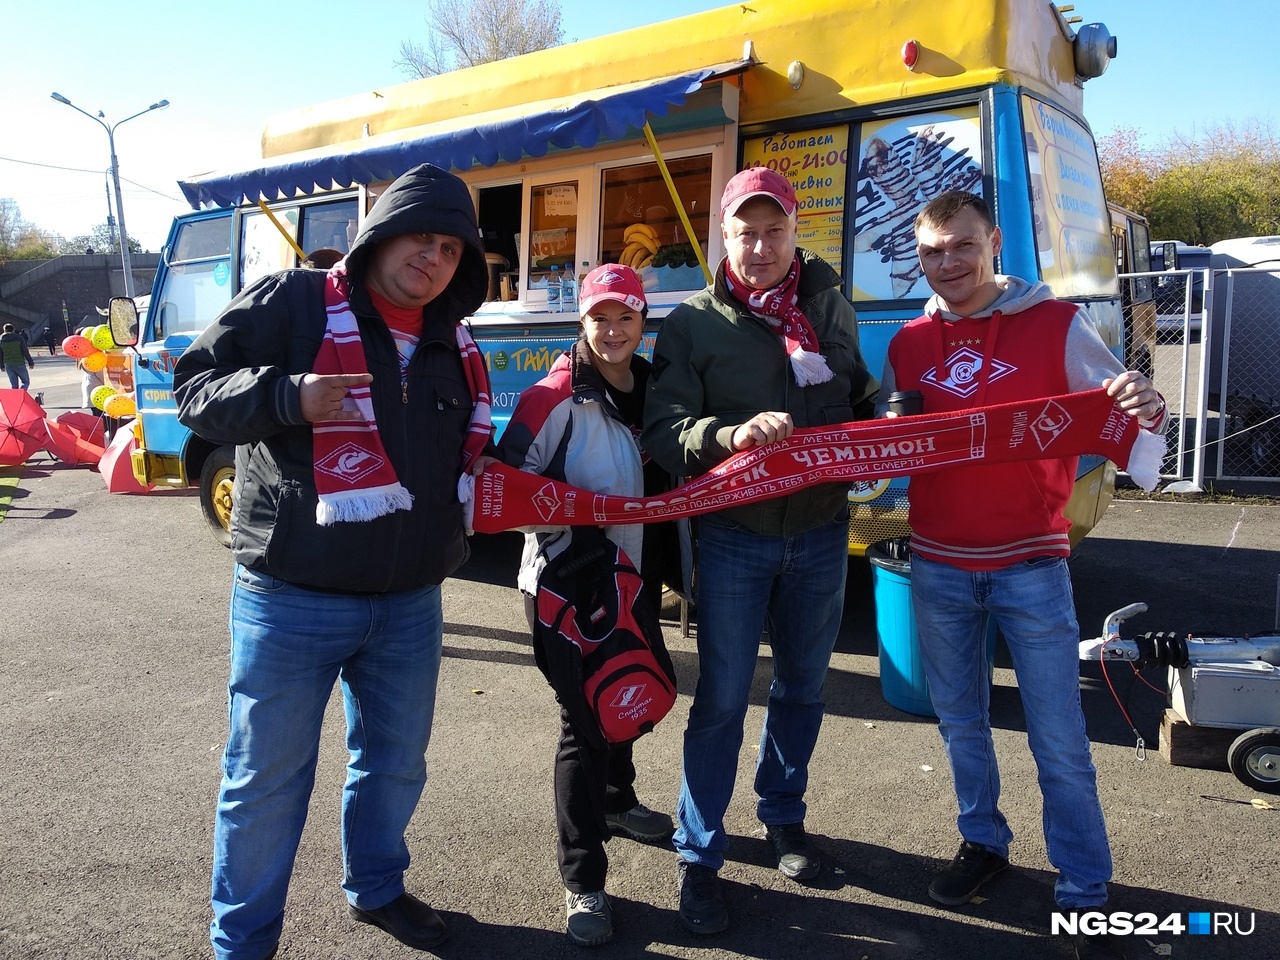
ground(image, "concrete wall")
xmin=0 ymin=253 xmax=159 ymax=337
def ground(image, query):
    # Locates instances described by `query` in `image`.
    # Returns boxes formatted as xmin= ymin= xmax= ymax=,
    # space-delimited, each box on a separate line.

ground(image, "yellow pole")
xmin=642 ymin=121 xmax=713 ymax=285
xmin=256 ymin=200 xmax=308 ymax=262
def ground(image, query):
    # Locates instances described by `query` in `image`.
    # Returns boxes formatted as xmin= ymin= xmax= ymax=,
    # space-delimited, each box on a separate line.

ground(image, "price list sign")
xmin=742 ymin=126 xmax=849 ymax=270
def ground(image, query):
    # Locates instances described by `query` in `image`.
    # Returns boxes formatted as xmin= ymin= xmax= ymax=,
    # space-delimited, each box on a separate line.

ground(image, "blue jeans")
xmin=5 ymin=365 xmax=30 ymax=390
xmin=674 ymin=514 xmax=848 ymax=869
xmin=911 ymin=554 xmax=1112 ymax=908
xmin=210 ymin=565 xmax=445 ymax=960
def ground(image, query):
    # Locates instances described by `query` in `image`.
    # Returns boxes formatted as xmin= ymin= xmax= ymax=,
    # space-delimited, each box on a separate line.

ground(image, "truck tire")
xmin=199 ymin=445 xmax=236 ymax=549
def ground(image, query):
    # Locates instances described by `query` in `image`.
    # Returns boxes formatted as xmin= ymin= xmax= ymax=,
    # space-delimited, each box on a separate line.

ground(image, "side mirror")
xmin=1162 ymin=242 xmax=1178 ymax=271
xmin=108 ymin=297 xmax=140 ymax=347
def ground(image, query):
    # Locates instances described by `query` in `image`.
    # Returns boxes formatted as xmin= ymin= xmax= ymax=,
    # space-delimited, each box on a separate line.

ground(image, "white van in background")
xmin=1150 ymin=240 xmax=1212 ymax=338
xmin=1210 ymin=235 xmax=1280 ymax=270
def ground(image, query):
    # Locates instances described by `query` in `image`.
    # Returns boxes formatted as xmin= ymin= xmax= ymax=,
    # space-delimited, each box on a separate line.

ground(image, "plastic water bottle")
xmin=547 ymin=266 xmax=562 ymax=311
xmin=561 ymin=265 xmax=578 ymax=313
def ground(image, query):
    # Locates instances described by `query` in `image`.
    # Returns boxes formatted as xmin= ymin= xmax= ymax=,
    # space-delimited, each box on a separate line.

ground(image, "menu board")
xmin=1022 ymin=97 xmax=1119 ymax=298
xmin=741 ymin=125 xmax=849 ymax=270
xmin=850 ymin=109 xmax=983 ymax=301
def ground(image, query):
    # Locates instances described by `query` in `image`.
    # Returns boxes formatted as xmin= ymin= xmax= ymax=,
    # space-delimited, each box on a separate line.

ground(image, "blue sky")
xmin=3 ymin=0 xmax=1275 ymax=250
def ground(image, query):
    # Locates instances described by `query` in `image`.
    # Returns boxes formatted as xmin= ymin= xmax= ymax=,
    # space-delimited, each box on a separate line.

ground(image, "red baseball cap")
xmin=721 ymin=167 xmax=798 ymax=219
xmin=579 ymin=264 xmax=647 ymax=316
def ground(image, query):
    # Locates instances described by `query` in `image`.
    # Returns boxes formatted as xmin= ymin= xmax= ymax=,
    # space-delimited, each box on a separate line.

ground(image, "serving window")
xmin=599 ymin=154 xmax=712 ymax=294
xmin=528 ymin=180 xmax=579 ymax=291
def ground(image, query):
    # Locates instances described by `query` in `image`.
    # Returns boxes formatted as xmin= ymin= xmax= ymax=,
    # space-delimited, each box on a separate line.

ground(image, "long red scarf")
xmin=724 ymin=256 xmax=834 ymax=387
xmin=467 ymin=388 xmax=1164 ymax=534
xmin=314 ymin=263 xmax=492 ymax=526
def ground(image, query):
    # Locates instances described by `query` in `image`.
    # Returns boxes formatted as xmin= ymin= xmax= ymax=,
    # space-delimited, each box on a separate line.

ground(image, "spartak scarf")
xmin=724 ymin=255 xmax=834 ymax=387
xmin=314 ymin=262 xmax=492 ymax=526
xmin=468 ymin=388 xmax=1165 ymax=534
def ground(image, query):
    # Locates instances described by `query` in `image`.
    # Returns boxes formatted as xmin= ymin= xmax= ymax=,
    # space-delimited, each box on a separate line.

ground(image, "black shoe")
xmin=677 ymin=860 xmax=728 ymax=935
xmin=1074 ymin=930 xmax=1128 ymax=959
xmin=348 ymin=892 xmax=450 ymax=950
xmin=765 ymin=822 xmax=821 ymax=882
xmin=928 ymin=841 xmax=1010 ymax=906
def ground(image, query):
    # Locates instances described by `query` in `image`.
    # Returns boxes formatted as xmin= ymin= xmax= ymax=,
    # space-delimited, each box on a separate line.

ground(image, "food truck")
xmin=113 ymin=0 xmax=1124 ymax=549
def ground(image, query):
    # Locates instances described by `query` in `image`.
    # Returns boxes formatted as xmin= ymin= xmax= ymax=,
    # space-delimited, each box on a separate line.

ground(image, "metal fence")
xmin=1120 ymin=266 xmax=1280 ymax=490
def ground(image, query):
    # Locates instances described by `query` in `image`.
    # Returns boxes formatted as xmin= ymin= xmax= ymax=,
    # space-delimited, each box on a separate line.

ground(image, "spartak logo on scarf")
xmin=313 ymin=264 xmax=414 ymax=526
xmin=724 ymin=256 xmax=834 ymax=387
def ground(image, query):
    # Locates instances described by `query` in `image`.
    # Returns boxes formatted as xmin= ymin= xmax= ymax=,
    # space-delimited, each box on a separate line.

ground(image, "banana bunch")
xmin=621 ymin=223 xmax=658 ymax=270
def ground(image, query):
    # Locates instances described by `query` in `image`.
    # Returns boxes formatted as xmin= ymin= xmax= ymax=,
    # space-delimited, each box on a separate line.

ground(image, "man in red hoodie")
xmin=879 ymin=191 xmax=1163 ymax=960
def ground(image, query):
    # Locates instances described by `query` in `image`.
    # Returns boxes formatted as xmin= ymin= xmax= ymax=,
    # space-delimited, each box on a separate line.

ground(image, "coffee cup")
xmin=886 ymin=390 xmax=924 ymax=417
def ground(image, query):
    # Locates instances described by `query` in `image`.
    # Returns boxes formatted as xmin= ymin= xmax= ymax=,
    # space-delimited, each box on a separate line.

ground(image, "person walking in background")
xmin=498 ymin=264 xmax=677 ymax=947
xmin=43 ymin=327 xmax=58 ymax=356
xmin=879 ymin=190 xmax=1164 ymax=960
xmin=1 ymin=323 xmax=35 ymax=391
xmin=641 ymin=168 xmax=878 ymax=935
xmin=173 ymin=163 xmax=493 ymax=960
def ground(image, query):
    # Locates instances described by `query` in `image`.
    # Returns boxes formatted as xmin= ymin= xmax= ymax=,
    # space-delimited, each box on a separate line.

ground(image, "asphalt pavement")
xmin=1 ymin=360 xmax=1277 ymax=960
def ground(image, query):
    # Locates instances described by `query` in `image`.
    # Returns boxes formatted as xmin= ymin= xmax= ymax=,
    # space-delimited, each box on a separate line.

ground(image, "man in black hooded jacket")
xmin=174 ymin=163 xmax=490 ymax=960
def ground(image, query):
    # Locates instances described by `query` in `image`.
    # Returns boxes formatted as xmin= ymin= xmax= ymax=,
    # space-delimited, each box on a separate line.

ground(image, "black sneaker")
xmin=677 ymin=861 xmax=728 ymax=935
xmin=765 ymin=822 xmax=821 ymax=881
xmin=1074 ymin=930 xmax=1128 ymax=959
xmin=928 ymin=841 xmax=1010 ymax=906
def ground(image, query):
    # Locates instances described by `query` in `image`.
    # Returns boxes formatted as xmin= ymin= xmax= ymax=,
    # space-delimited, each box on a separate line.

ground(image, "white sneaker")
xmin=565 ymin=888 xmax=613 ymax=946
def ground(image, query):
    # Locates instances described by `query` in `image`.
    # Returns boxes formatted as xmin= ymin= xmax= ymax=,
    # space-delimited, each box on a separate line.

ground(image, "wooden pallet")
xmin=1159 ymin=708 xmax=1238 ymax=770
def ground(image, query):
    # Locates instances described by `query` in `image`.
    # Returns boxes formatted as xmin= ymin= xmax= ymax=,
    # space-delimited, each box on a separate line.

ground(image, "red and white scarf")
xmin=724 ymin=255 xmax=834 ymax=387
xmin=314 ymin=262 xmax=492 ymax=526
xmin=468 ymin=388 xmax=1165 ymax=533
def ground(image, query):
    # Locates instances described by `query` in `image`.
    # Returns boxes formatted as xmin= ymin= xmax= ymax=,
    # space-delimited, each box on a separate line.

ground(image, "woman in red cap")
xmin=497 ymin=264 xmax=678 ymax=947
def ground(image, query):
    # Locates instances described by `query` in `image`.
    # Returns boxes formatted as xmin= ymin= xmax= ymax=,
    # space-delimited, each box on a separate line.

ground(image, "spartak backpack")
xmin=533 ymin=526 xmax=677 ymax=750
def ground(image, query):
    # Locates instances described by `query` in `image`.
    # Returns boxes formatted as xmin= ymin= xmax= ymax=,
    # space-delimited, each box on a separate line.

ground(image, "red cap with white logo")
xmin=579 ymin=264 xmax=648 ymax=317
xmin=721 ymin=167 xmax=798 ymax=219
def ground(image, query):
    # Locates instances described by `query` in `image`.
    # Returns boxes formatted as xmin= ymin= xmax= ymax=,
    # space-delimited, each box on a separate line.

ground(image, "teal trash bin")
xmin=867 ymin=538 xmax=997 ymax=717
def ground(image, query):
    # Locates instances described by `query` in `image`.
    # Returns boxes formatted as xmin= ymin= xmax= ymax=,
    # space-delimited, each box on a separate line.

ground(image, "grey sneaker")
xmin=605 ymin=803 xmax=674 ymax=843
xmin=765 ymin=822 xmax=821 ymax=882
xmin=565 ymin=889 xmax=613 ymax=946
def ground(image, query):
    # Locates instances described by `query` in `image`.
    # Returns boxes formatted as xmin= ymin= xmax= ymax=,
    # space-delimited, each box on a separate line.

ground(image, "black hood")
xmin=345 ymin=162 xmax=488 ymax=321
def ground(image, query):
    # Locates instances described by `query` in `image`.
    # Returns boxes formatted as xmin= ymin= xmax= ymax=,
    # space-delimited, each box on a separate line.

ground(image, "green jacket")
xmin=0 ymin=332 xmax=34 ymax=369
xmin=641 ymin=250 xmax=878 ymax=536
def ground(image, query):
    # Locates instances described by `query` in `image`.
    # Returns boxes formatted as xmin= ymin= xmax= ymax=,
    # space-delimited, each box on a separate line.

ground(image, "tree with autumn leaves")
xmin=1099 ymin=122 xmax=1280 ymax=244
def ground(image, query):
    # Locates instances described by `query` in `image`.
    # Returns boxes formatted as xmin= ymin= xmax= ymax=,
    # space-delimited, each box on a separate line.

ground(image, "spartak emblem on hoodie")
xmin=921 ymin=346 xmax=1016 ymax=399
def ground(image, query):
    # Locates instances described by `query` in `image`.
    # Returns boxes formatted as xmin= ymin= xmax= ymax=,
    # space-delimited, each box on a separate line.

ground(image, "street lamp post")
xmin=50 ymin=92 xmax=169 ymax=299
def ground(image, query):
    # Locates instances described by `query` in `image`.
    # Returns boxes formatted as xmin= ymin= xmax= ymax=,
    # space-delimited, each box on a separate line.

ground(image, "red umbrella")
xmin=99 ymin=424 xmax=153 ymax=494
xmin=56 ymin=410 xmax=107 ymax=447
xmin=0 ymin=388 xmax=47 ymax=466
xmin=43 ymin=418 xmax=106 ymax=467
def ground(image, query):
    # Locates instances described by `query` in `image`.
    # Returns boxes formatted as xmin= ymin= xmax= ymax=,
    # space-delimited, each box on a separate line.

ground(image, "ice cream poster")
xmin=1021 ymin=97 xmax=1118 ymax=299
xmin=850 ymin=109 xmax=983 ymax=301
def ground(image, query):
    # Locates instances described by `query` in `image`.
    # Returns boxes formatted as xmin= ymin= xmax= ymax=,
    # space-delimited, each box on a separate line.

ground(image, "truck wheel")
xmin=199 ymin=445 xmax=236 ymax=549
xmin=1227 ymin=727 xmax=1280 ymax=794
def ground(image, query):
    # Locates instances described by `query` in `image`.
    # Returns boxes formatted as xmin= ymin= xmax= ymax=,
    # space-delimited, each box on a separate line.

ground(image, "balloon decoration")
xmin=62 ymin=335 xmax=96 ymax=359
xmin=90 ymin=385 xmax=118 ymax=412
xmin=90 ymin=324 xmax=117 ymax=352
xmin=81 ymin=351 xmax=108 ymax=373
xmin=102 ymin=393 xmax=137 ymax=419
